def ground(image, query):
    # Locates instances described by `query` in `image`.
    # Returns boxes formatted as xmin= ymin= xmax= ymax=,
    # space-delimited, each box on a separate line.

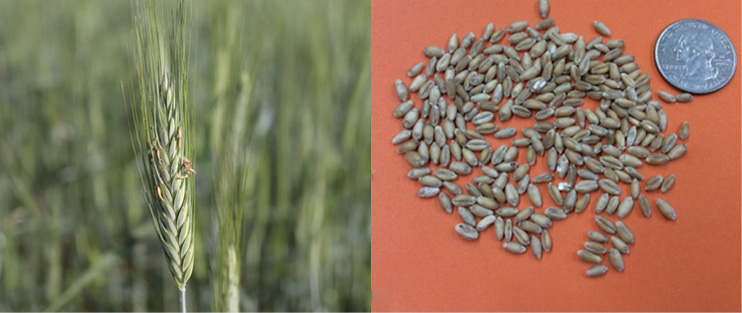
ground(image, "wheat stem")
xmin=178 ymin=287 xmax=187 ymax=313
xmin=225 ymin=246 xmax=239 ymax=312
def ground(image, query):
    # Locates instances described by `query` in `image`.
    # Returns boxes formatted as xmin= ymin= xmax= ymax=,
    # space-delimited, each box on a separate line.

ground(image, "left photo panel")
xmin=0 ymin=0 xmax=370 ymax=311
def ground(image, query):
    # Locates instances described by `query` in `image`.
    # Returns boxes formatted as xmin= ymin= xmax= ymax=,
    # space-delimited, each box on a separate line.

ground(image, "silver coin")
xmin=655 ymin=19 xmax=737 ymax=94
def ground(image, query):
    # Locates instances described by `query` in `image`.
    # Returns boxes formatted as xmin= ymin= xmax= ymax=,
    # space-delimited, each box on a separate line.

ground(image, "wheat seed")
xmin=407 ymin=167 xmax=431 ymax=179
xmin=538 ymin=0 xmax=550 ymax=18
xmin=458 ymin=207 xmax=477 ymax=226
xmin=503 ymin=241 xmax=527 ymax=254
xmin=489 ymin=28 xmax=506 ymax=43
xmin=575 ymin=193 xmax=590 ymax=213
xmin=496 ymin=206 xmax=519 ymax=218
xmin=394 ymin=101 xmax=413 ymax=119
xmin=443 ymin=181 xmax=462 ymax=195
xmin=679 ymin=121 xmax=690 ymax=140
xmin=461 ymin=32 xmax=475 ymax=49
xmin=470 ymin=204 xmax=493 ymax=218
xmin=514 ymin=206 xmax=534 ymax=222
xmin=504 ymin=219 xmax=514 ymax=241
xmin=513 ymin=163 xmax=530 ymax=181
xmin=595 ymin=216 xmax=616 ymax=234
xmin=481 ymin=23 xmax=495 ymax=42
xmin=495 ymin=127 xmax=518 ymax=139
xmin=661 ymin=134 xmax=678 ymax=154
xmin=633 ymin=196 xmax=649 ymax=219
xmin=605 ymin=196 xmax=619 ymax=215
xmin=630 ymin=179 xmax=639 ymax=199
xmin=541 ymin=229 xmax=552 ymax=252
xmin=584 ymin=241 xmax=607 ymax=255
xmin=494 ymin=161 xmax=517 ymax=172
xmin=476 ymin=215 xmax=497 ymax=232
xmin=535 ymin=18 xmax=554 ymax=30
xmin=402 ymin=108 xmax=419 ymax=129
xmin=532 ymin=173 xmax=554 ymax=183
xmin=419 ymin=175 xmax=442 ymax=188
xmin=507 ymin=20 xmax=528 ymax=34
xmin=392 ymin=130 xmax=411 ymax=145
xmin=563 ymin=189 xmax=577 ymax=212
xmin=409 ymin=75 xmax=426 ymax=92
xmin=505 ymin=183 xmax=519 ymax=206
xmin=544 ymin=207 xmax=567 ymax=220
xmin=531 ymin=236 xmax=543 ymax=259
xmin=527 ymin=184 xmax=543 ymax=207
xmin=646 ymin=154 xmax=670 ymax=165
xmin=608 ymin=248 xmax=625 ymax=272
xmin=615 ymin=221 xmax=635 ymax=245
xmin=399 ymin=140 xmax=417 ymax=157
xmin=593 ymin=21 xmax=611 ymax=37
xmin=656 ymin=198 xmax=676 ymax=221
xmin=450 ymin=162 xmax=472 ymax=175
xmin=578 ymin=250 xmax=602 ymax=264
xmin=676 ymin=93 xmax=693 ymax=103
xmin=530 ymin=214 xmax=552 ymax=230
xmin=492 ymin=217 xmax=504 ymax=241
xmin=657 ymin=90 xmax=676 ymax=103
xmin=595 ymin=193 xmax=610 ymax=214
xmin=667 ymin=144 xmax=687 ymax=160
xmin=438 ymin=193 xmax=453 ymax=213
xmin=628 ymin=146 xmax=650 ymax=159
xmin=408 ymin=62 xmax=424 ymax=77
xmin=587 ymin=230 xmax=608 ymax=243
xmin=418 ymin=187 xmax=440 ymax=198
xmin=456 ymin=223 xmax=479 ymax=240
xmin=447 ymin=34 xmax=459 ymax=52
xmin=586 ymin=265 xmax=609 ymax=277
xmin=645 ymin=175 xmax=663 ymax=191
xmin=620 ymin=154 xmax=643 ymax=168
xmin=405 ymin=151 xmax=425 ymax=167
xmin=575 ymin=180 xmax=599 ymax=193
xmin=519 ymin=220 xmax=543 ymax=234
xmin=616 ymin=197 xmax=633 ymax=218
xmin=394 ymin=80 xmax=409 ymax=101
xmin=547 ymin=183 xmax=563 ymax=205
xmin=434 ymin=168 xmax=457 ymax=181
xmin=660 ymin=174 xmax=675 ymax=193
xmin=610 ymin=236 xmax=630 ymax=254
xmin=598 ymin=179 xmax=621 ymax=195
xmin=452 ymin=194 xmax=476 ymax=207
xmin=423 ymin=46 xmax=445 ymax=58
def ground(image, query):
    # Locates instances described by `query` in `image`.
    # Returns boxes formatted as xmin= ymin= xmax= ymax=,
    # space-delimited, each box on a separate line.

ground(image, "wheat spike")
xmin=149 ymin=71 xmax=195 ymax=290
xmin=129 ymin=0 xmax=194 ymax=310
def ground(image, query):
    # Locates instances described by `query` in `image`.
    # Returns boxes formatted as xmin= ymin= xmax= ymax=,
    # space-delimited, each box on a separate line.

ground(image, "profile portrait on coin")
xmin=673 ymin=32 xmax=718 ymax=81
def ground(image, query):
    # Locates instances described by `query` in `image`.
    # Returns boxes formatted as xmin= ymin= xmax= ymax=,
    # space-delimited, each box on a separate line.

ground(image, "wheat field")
xmin=0 ymin=0 xmax=370 ymax=311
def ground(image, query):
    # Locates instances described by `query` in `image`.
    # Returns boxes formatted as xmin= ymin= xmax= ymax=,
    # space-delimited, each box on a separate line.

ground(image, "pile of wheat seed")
xmin=391 ymin=0 xmax=689 ymax=278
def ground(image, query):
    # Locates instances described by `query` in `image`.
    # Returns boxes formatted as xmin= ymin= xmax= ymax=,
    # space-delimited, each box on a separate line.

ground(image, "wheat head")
xmin=130 ymin=0 xmax=194 ymax=298
xmin=148 ymin=71 xmax=195 ymax=290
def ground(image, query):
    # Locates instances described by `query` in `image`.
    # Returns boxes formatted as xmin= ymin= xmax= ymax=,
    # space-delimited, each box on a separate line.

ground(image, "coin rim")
xmin=654 ymin=18 xmax=737 ymax=94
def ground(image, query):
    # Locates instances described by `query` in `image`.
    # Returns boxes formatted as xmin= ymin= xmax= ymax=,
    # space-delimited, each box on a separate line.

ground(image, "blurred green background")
xmin=0 ymin=0 xmax=370 ymax=311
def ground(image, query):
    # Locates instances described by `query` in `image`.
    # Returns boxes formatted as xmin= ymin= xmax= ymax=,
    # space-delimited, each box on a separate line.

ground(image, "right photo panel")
xmin=371 ymin=0 xmax=741 ymax=311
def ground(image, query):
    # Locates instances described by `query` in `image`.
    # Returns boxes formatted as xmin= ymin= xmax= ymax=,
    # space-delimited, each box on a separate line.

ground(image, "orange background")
xmin=370 ymin=0 xmax=742 ymax=311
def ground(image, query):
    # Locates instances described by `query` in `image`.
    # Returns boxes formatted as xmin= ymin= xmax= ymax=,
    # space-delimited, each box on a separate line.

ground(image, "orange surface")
xmin=370 ymin=0 xmax=742 ymax=311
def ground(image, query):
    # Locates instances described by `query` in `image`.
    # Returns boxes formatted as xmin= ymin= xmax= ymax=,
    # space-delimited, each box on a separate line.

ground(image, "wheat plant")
xmin=129 ymin=0 xmax=195 ymax=312
xmin=203 ymin=1 xmax=261 ymax=311
xmin=0 ymin=0 xmax=369 ymax=310
xmin=211 ymin=140 xmax=252 ymax=312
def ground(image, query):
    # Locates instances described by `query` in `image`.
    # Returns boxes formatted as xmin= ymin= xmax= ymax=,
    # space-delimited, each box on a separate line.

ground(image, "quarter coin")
xmin=655 ymin=19 xmax=737 ymax=94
